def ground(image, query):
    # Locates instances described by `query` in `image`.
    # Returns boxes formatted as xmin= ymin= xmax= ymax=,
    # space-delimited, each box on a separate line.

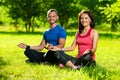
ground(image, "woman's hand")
xmin=17 ymin=43 xmax=27 ymax=49
xmin=83 ymin=49 xmax=91 ymax=55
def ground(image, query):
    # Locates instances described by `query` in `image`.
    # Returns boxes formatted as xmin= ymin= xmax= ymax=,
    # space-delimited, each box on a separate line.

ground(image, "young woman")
xmin=50 ymin=10 xmax=99 ymax=67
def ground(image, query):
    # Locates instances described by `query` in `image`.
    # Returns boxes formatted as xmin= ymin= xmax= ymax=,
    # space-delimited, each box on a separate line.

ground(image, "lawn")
xmin=0 ymin=30 xmax=120 ymax=80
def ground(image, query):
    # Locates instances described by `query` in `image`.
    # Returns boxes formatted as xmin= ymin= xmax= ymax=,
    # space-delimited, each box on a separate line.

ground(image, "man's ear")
xmin=57 ymin=16 xmax=59 ymax=20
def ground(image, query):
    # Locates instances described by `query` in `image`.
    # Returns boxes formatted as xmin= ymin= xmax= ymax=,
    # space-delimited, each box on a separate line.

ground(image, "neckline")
xmin=78 ymin=28 xmax=92 ymax=38
xmin=49 ymin=24 xmax=58 ymax=30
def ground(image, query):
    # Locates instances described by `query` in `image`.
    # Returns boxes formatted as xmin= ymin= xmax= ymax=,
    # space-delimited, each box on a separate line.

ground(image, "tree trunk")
xmin=111 ymin=19 xmax=117 ymax=32
xmin=31 ymin=17 xmax=34 ymax=32
xmin=25 ymin=19 xmax=31 ymax=32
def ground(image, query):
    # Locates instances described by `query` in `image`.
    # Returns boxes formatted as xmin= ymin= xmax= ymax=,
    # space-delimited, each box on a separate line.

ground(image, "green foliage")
xmin=3 ymin=0 xmax=45 ymax=32
xmin=80 ymin=0 xmax=101 ymax=24
xmin=50 ymin=0 xmax=82 ymax=29
xmin=0 ymin=6 xmax=11 ymax=25
xmin=103 ymin=0 xmax=120 ymax=22
xmin=1 ymin=0 xmax=120 ymax=32
xmin=102 ymin=0 xmax=120 ymax=31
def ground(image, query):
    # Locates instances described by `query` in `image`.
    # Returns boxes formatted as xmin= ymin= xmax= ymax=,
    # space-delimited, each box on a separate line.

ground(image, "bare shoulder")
xmin=92 ymin=29 xmax=98 ymax=34
xmin=91 ymin=29 xmax=99 ymax=38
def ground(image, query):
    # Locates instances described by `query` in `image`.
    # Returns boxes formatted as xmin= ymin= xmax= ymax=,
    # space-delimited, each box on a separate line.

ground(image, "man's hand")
xmin=45 ymin=44 xmax=54 ymax=50
xmin=17 ymin=43 xmax=27 ymax=49
xmin=50 ymin=46 xmax=61 ymax=51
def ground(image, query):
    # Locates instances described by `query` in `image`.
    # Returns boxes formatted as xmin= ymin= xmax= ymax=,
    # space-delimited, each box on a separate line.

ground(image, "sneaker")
xmin=59 ymin=63 xmax=64 ymax=68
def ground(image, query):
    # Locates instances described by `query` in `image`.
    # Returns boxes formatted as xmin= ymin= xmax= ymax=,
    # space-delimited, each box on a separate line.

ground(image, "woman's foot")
xmin=72 ymin=65 xmax=81 ymax=70
xmin=59 ymin=63 xmax=64 ymax=68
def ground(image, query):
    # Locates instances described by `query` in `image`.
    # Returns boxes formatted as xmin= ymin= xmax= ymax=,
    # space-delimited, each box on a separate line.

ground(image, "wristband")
xmin=26 ymin=45 xmax=30 ymax=49
xmin=89 ymin=50 xmax=92 ymax=54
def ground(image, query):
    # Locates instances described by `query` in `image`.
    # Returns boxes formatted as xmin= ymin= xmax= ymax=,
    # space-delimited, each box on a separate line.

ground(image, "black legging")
xmin=54 ymin=51 xmax=96 ymax=66
xmin=24 ymin=46 xmax=59 ymax=64
xmin=54 ymin=51 xmax=77 ymax=65
xmin=75 ymin=54 xmax=95 ymax=66
xmin=24 ymin=47 xmax=95 ymax=66
xmin=24 ymin=47 xmax=45 ymax=63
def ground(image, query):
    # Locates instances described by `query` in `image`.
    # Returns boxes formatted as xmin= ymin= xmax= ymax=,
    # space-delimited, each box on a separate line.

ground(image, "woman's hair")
xmin=47 ymin=9 xmax=58 ymax=17
xmin=78 ymin=10 xmax=95 ymax=33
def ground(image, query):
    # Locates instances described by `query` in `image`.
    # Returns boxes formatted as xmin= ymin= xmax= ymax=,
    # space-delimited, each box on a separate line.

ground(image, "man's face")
xmin=47 ymin=11 xmax=58 ymax=25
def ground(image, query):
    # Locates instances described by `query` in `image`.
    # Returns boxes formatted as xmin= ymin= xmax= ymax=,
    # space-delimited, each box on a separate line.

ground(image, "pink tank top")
xmin=76 ymin=28 xmax=95 ymax=60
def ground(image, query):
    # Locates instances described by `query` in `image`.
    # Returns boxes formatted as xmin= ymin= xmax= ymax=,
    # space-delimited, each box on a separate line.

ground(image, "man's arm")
xmin=18 ymin=39 xmax=46 ymax=51
xmin=56 ymin=38 xmax=66 ymax=48
xmin=29 ymin=39 xmax=46 ymax=51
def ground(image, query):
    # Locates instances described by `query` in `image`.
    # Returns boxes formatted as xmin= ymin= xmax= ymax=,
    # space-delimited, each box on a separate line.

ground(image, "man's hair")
xmin=47 ymin=9 xmax=58 ymax=17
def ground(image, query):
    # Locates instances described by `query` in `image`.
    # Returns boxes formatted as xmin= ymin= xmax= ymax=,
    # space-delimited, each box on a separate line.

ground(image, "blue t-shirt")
xmin=43 ymin=25 xmax=67 ymax=46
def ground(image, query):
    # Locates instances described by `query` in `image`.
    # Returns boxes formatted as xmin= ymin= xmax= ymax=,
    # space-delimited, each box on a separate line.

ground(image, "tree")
xmin=80 ymin=0 xmax=118 ymax=31
xmin=4 ymin=0 xmax=43 ymax=32
xmin=103 ymin=0 xmax=120 ymax=31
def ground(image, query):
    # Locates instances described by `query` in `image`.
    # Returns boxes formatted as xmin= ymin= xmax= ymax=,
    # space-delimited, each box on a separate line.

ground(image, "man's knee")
xmin=24 ymin=48 xmax=30 ymax=56
xmin=54 ymin=51 xmax=63 ymax=59
xmin=54 ymin=51 xmax=68 ymax=64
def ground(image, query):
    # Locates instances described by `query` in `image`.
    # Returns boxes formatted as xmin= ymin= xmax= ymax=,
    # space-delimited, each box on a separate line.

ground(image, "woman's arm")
xmin=91 ymin=29 xmax=99 ymax=53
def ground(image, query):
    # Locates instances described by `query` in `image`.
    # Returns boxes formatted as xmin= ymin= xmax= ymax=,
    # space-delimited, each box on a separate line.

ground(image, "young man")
xmin=18 ymin=9 xmax=67 ymax=64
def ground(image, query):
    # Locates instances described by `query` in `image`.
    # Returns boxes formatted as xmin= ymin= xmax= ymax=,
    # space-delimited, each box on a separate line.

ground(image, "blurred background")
xmin=0 ymin=0 xmax=120 ymax=32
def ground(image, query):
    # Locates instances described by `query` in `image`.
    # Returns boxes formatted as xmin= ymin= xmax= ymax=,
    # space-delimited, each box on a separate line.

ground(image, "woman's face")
xmin=80 ymin=13 xmax=91 ymax=27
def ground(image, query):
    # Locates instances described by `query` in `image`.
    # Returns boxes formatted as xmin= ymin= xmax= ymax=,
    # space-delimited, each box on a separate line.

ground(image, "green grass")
xmin=0 ymin=31 xmax=120 ymax=80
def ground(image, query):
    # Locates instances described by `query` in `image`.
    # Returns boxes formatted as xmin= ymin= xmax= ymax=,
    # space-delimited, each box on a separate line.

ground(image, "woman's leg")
xmin=54 ymin=51 xmax=80 ymax=69
xmin=76 ymin=54 xmax=94 ymax=66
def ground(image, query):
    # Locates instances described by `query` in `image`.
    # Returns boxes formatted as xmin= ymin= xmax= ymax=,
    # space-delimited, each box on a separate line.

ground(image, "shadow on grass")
xmin=0 ymin=31 xmax=43 ymax=35
xmin=67 ymin=31 xmax=120 ymax=39
xmin=99 ymin=32 xmax=120 ymax=39
xmin=0 ymin=57 xmax=7 ymax=66
xmin=82 ymin=64 xmax=117 ymax=80
xmin=0 ymin=31 xmax=120 ymax=39
xmin=0 ymin=57 xmax=8 ymax=79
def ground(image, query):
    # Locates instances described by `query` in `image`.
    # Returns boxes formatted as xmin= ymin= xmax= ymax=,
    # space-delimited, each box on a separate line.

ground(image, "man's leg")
xmin=44 ymin=50 xmax=59 ymax=64
xmin=24 ymin=47 xmax=45 ymax=63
